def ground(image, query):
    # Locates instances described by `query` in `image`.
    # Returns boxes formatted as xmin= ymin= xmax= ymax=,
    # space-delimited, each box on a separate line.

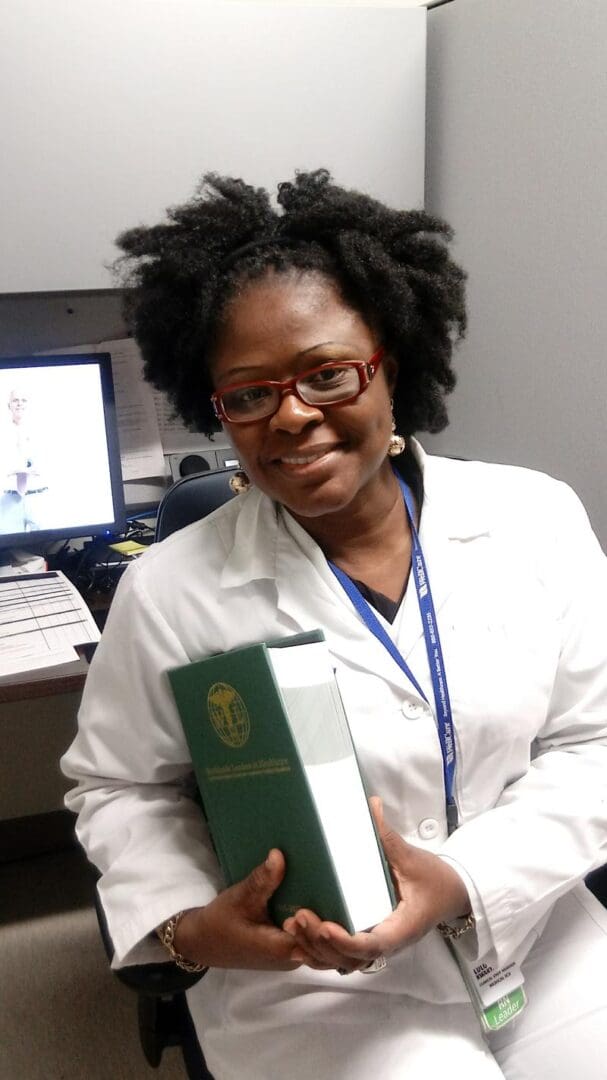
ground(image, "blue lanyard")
xmin=328 ymin=472 xmax=458 ymax=834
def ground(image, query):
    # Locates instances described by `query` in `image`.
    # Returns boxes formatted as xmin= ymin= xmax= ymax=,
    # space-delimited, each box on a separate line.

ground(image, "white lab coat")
xmin=62 ymin=441 xmax=607 ymax=1079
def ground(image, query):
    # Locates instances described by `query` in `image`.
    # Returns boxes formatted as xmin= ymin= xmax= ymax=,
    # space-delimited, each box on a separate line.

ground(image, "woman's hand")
xmin=173 ymin=848 xmax=316 ymax=971
xmin=282 ymin=797 xmax=471 ymax=974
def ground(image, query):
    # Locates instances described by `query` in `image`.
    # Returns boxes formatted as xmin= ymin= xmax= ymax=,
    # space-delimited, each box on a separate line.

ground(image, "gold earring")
xmin=228 ymin=470 xmax=251 ymax=495
xmin=387 ymin=409 xmax=406 ymax=457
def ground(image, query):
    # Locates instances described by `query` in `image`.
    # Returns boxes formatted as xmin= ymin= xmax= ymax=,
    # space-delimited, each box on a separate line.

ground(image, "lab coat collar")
xmin=396 ymin=441 xmax=488 ymax=672
xmin=221 ymin=440 xmax=489 ymax=579
xmin=413 ymin=438 xmax=489 ymax=543
xmin=219 ymin=482 xmax=280 ymax=587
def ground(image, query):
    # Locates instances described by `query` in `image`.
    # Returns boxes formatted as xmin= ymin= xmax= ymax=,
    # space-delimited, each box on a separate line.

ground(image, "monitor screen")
xmin=0 ymin=353 xmax=125 ymax=552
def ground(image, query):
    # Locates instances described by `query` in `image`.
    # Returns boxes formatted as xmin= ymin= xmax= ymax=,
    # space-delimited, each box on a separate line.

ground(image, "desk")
xmin=0 ymin=656 xmax=89 ymax=863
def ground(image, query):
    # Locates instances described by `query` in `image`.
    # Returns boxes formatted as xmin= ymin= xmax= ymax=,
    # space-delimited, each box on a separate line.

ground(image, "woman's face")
xmin=210 ymin=271 xmax=397 ymax=523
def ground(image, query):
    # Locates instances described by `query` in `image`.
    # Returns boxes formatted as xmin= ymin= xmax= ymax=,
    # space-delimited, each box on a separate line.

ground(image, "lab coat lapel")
xmin=395 ymin=447 xmax=491 ymax=661
xmin=395 ymin=488 xmax=458 ymax=662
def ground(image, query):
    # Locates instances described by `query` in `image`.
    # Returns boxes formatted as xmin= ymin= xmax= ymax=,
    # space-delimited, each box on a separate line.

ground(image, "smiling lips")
xmin=274 ymin=445 xmax=341 ymax=466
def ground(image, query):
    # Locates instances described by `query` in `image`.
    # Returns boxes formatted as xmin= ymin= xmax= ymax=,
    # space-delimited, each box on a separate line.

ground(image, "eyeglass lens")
xmin=220 ymin=364 xmax=362 ymax=421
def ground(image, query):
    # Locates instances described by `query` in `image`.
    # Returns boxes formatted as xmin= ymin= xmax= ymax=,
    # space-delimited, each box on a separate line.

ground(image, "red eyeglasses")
xmin=211 ymin=347 xmax=384 ymax=424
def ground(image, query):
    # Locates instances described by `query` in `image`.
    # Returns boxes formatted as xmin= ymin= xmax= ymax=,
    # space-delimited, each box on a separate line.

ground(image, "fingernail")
xmin=291 ymin=950 xmax=304 ymax=963
xmin=296 ymin=915 xmax=308 ymax=929
xmin=320 ymin=931 xmax=331 ymax=942
xmin=265 ymin=850 xmax=274 ymax=868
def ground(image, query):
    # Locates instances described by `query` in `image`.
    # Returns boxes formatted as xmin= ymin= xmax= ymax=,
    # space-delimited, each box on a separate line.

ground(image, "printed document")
xmin=0 ymin=570 xmax=100 ymax=677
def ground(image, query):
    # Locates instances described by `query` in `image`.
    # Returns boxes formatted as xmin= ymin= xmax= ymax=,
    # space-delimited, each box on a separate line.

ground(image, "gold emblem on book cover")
xmin=207 ymin=682 xmax=251 ymax=748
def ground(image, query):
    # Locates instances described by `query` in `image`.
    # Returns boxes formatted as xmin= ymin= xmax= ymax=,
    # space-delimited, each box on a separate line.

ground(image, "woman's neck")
xmin=291 ymin=463 xmax=413 ymax=603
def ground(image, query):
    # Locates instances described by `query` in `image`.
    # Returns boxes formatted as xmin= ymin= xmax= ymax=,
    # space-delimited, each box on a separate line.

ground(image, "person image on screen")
xmin=62 ymin=171 xmax=607 ymax=1080
xmin=0 ymin=387 xmax=48 ymax=534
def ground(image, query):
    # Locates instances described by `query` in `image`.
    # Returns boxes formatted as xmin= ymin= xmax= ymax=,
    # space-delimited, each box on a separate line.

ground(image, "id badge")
xmin=448 ymin=942 xmax=527 ymax=1033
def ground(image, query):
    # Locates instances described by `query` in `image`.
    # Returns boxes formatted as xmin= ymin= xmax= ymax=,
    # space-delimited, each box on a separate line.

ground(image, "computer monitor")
xmin=0 ymin=353 xmax=125 ymax=561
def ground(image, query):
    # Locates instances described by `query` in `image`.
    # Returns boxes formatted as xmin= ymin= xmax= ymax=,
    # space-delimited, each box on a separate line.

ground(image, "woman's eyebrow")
xmin=298 ymin=341 xmax=338 ymax=355
xmin=219 ymin=342 xmax=355 ymax=382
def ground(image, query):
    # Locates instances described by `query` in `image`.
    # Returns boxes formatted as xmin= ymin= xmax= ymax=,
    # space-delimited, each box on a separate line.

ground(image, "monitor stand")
xmin=0 ymin=548 xmax=47 ymax=577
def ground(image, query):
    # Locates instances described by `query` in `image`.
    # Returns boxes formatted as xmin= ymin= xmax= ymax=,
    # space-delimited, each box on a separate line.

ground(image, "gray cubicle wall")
xmin=424 ymin=0 xmax=607 ymax=549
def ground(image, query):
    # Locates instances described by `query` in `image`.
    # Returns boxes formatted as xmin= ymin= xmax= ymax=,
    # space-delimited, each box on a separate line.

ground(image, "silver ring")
xmin=361 ymin=955 xmax=387 ymax=974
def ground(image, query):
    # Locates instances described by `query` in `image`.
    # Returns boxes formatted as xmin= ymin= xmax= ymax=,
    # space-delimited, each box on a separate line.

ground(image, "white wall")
xmin=1 ymin=0 xmax=425 ymax=293
xmin=227 ymin=1 xmax=432 ymax=6
xmin=236 ymin=1 xmax=432 ymax=5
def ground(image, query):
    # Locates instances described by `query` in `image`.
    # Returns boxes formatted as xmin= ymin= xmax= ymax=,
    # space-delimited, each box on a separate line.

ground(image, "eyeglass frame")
xmin=211 ymin=346 xmax=385 ymax=424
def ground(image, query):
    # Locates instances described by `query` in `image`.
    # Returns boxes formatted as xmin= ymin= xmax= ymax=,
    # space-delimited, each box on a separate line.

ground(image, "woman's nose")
xmin=268 ymin=390 xmax=324 ymax=432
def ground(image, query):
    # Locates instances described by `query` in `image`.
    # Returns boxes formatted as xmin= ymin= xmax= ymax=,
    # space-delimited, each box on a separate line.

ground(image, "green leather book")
xmin=168 ymin=629 xmax=396 ymax=933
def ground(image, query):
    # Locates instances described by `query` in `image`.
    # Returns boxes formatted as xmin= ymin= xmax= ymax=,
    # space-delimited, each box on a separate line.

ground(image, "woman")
xmin=62 ymin=171 xmax=607 ymax=1079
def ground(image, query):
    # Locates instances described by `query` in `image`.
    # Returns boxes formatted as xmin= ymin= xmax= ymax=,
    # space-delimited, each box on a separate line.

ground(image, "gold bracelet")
xmin=436 ymin=912 xmax=476 ymax=940
xmin=156 ymin=910 xmax=207 ymax=973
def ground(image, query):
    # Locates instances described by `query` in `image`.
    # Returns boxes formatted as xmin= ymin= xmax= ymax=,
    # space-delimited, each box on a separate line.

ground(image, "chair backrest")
xmin=155 ymin=467 xmax=239 ymax=541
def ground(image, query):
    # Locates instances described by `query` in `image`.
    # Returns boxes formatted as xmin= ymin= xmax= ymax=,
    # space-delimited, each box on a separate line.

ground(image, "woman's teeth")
xmin=280 ymin=450 xmax=330 ymax=465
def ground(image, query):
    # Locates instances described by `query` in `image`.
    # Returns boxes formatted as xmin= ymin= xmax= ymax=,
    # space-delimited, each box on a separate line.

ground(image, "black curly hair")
xmin=115 ymin=169 xmax=466 ymax=438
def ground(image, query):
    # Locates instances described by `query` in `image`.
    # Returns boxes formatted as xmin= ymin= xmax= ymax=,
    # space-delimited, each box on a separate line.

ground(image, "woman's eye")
xmin=228 ymin=385 xmax=272 ymax=407
xmin=303 ymin=366 xmax=349 ymax=388
xmin=240 ymin=386 xmax=271 ymax=403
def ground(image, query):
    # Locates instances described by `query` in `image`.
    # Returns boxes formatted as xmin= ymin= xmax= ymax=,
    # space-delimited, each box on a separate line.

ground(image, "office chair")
xmin=155 ymin=466 xmax=239 ymax=542
xmin=95 ymin=468 xmax=239 ymax=1077
xmin=94 ymin=883 xmax=209 ymax=1078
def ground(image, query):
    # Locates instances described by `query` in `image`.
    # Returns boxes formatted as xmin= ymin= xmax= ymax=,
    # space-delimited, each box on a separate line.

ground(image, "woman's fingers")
xmin=234 ymin=847 xmax=287 ymax=916
xmin=283 ymin=910 xmax=385 ymax=970
xmin=320 ymin=905 xmax=416 ymax=957
xmin=284 ymin=911 xmax=349 ymax=967
xmin=177 ymin=848 xmax=316 ymax=970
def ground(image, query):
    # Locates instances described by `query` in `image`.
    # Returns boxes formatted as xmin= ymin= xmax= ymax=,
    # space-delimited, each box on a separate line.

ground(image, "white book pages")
xmin=305 ymin=757 xmax=393 ymax=932
xmin=269 ymin=640 xmax=393 ymax=932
